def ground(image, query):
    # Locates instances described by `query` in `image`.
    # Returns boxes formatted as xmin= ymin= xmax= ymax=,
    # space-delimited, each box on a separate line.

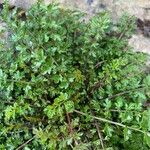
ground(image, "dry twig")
xmin=16 ymin=136 xmax=35 ymax=150
xmin=94 ymin=120 xmax=105 ymax=150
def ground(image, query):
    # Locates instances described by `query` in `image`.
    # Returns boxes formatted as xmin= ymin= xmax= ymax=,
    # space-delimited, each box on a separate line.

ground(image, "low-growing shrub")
xmin=0 ymin=1 xmax=150 ymax=149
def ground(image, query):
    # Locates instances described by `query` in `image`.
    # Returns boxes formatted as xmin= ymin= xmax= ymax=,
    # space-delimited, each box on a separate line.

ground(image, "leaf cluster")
xmin=0 ymin=1 xmax=150 ymax=150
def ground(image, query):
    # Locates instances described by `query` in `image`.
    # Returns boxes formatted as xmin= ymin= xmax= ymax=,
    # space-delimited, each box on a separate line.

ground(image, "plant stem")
xmin=66 ymin=112 xmax=73 ymax=134
xmin=16 ymin=136 xmax=35 ymax=150
xmin=6 ymin=79 xmax=34 ymax=85
xmin=95 ymin=60 xmax=106 ymax=68
xmin=118 ymin=16 xmax=133 ymax=40
xmin=74 ymin=110 xmax=146 ymax=134
xmin=66 ymin=111 xmax=79 ymax=146
xmin=90 ymin=109 xmax=105 ymax=150
xmin=99 ymin=86 xmax=146 ymax=101
xmin=94 ymin=120 xmax=105 ymax=150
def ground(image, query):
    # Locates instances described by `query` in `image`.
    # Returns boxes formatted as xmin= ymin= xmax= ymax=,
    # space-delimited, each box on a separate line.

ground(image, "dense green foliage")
xmin=0 ymin=2 xmax=150 ymax=149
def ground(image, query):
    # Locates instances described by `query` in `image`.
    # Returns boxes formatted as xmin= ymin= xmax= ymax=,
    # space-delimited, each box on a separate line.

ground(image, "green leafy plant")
xmin=0 ymin=1 xmax=150 ymax=149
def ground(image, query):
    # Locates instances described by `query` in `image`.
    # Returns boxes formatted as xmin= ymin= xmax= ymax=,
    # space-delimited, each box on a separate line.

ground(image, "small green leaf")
xmin=64 ymin=101 xmax=74 ymax=113
xmin=123 ymin=127 xmax=131 ymax=141
xmin=59 ymin=81 xmax=69 ymax=89
xmin=44 ymin=105 xmax=55 ymax=119
xmin=44 ymin=34 xmax=49 ymax=42
xmin=144 ymin=133 xmax=150 ymax=147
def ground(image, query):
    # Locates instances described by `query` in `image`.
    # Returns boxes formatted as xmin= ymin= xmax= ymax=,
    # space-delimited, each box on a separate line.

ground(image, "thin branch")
xmin=16 ymin=136 xmax=35 ymax=150
xmin=143 ymin=102 xmax=150 ymax=107
xmin=0 ymin=101 xmax=14 ymax=104
xmin=108 ymin=109 xmax=144 ymax=113
xmin=6 ymin=79 xmax=34 ymax=85
xmin=99 ymin=86 xmax=146 ymax=101
xmin=94 ymin=120 xmax=105 ymax=150
xmin=74 ymin=110 xmax=146 ymax=134
xmin=66 ymin=112 xmax=79 ymax=146
xmin=66 ymin=112 xmax=73 ymax=134
xmin=118 ymin=16 xmax=133 ymax=40
xmin=90 ymin=109 xmax=105 ymax=149
xmin=95 ymin=60 xmax=106 ymax=68
xmin=88 ymin=81 xmax=104 ymax=95
xmin=88 ymin=78 xmax=106 ymax=96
